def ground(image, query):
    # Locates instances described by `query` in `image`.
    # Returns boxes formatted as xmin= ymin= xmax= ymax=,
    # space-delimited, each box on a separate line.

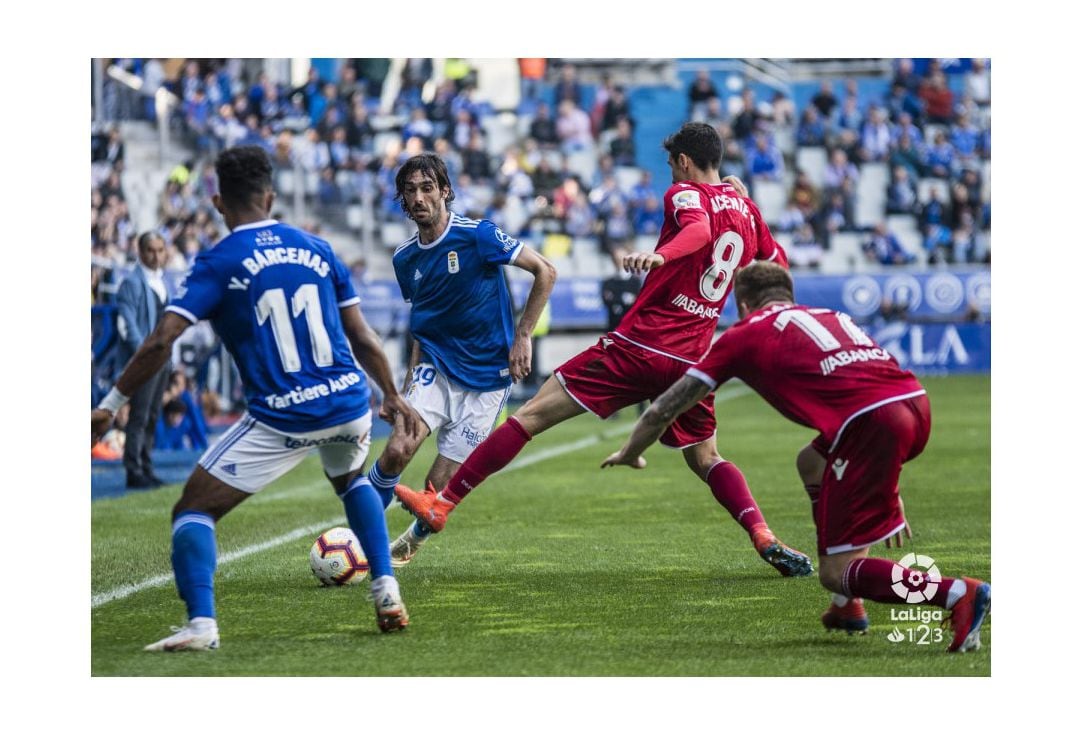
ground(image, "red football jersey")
xmin=688 ymin=303 xmax=926 ymax=451
xmin=614 ymin=180 xmax=786 ymax=363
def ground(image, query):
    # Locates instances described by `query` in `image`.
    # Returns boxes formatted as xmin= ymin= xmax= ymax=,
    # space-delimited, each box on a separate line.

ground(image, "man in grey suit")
xmin=116 ymin=232 xmax=171 ymax=488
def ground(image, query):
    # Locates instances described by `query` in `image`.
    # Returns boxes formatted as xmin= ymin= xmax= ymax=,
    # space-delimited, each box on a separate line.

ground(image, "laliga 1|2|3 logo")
xmin=886 ymin=553 xmax=945 ymax=645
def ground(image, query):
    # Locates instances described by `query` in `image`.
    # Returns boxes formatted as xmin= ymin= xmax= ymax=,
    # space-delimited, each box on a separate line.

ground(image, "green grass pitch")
xmin=90 ymin=375 xmax=990 ymax=676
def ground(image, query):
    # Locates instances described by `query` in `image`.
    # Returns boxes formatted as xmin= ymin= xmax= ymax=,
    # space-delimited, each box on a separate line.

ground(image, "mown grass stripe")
xmin=92 ymin=386 xmax=752 ymax=608
xmin=91 ymin=519 xmax=339 ymax=608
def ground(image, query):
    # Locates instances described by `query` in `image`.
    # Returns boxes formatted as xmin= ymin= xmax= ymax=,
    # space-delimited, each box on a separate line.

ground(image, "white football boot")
xmin=370 ymin=575 xmax=409 ymax=632
xmin=389 ymin=525 xmax=428 ymax=568
xmin=144 ymin=617 xmax=220 ymax=652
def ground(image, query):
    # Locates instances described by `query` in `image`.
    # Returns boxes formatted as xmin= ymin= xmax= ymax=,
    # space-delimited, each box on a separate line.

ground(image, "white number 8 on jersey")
xmin=699 ymin=231 xmax=745 ymax=303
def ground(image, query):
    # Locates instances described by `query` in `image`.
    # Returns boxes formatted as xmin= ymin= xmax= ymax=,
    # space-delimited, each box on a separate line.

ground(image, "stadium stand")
xmin=91 ymin=57 xmax=991 ymax=480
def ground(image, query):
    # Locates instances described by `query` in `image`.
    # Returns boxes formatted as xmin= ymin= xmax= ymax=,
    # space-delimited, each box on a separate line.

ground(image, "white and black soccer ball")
xmin=309 ymin=527 xmax=369 ymax=586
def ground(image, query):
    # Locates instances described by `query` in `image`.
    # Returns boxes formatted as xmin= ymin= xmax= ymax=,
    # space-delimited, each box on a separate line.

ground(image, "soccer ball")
xmin=309 ymin=527 xmax=369 ymax=586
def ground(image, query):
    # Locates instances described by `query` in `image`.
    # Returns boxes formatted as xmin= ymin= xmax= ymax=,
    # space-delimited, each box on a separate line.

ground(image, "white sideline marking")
xmin=91 ymin=519 xmax=339 ymax=609
xmin=92 ymin=385 xmax=751 ymax=608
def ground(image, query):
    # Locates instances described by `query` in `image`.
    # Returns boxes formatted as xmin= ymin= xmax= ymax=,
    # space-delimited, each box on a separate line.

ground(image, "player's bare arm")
xmin=91 ymin=312 xmax=191 ymax=445
xmin=340 ymin=304 xmax=421 ymax=438
xmin=601 ymin=375 xmax=712 ymax=469
xmin=507 ymin=246 xmax=557 ymax=383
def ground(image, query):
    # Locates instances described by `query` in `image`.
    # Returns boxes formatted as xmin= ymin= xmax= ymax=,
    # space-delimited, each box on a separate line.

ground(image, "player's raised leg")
xmin=395 ymin=374 xmax=585 ymax=532
xmin=682 ymin=440 xmax=813 ymax=578
xmin=390 ymin=453 xmax=460 ymax=566
xmin=144 ymin=466 xmax=250 ymax=651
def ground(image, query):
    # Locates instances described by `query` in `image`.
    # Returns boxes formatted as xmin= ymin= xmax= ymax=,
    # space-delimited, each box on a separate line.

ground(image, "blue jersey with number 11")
xmin=167 ymin=219 xmax=370 ymax=433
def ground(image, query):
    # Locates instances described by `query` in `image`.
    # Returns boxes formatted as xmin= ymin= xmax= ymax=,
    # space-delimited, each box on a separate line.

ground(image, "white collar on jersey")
xmin=417 ymin=215 xmax=458 ymax=249
xmin=231 ymin=219 xmax=279 ymax=233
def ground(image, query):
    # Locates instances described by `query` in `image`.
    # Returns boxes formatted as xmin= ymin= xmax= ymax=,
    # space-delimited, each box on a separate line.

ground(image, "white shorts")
xmin=199 ymin=412 xmax=373 ymax=493
xmin=406 ymin=362 xmax=512 ymax=464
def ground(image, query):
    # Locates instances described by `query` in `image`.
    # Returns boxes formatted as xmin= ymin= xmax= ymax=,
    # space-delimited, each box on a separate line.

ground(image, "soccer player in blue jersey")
xmin=363 ymin=153 xmax=556 ymax=565
xmin=91 ymin=146 xmax=421 ymax=649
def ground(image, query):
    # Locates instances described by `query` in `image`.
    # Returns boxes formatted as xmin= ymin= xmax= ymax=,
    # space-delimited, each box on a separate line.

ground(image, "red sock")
xmin=441 ymin=417 xmax=532 ymax=504
xmin=705 ymin=461 xmax=767 ymax=533
xmin=842 ymin=557 xmax=961 ymax=608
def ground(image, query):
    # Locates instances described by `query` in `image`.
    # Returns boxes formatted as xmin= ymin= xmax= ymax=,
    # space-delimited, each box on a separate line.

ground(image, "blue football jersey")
xmin=393 ymin=213 xmax=522 ymax=391
xmin=167 ymin=219 xmax=371 ymax=432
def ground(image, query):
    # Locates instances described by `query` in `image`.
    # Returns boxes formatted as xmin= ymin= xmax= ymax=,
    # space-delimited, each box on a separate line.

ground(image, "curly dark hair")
xmin=394 ymin=153 xmax=455 ymax=216
xmin=215 ymin=145 xmax=273 ymax=209
xmin=662 ymin=122 xmax=724 ymax=172
xmin=734 ymin=262 xmax=794 ymax=312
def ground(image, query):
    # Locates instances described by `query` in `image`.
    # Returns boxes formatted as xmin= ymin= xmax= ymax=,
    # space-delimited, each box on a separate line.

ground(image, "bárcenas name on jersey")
xmin=242 ymin=246 xmax=331 ymax=278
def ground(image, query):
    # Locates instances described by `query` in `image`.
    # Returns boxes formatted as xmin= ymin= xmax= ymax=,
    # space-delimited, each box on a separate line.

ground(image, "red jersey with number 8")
xmin=613 ymin=181 xmax=786 ymax=363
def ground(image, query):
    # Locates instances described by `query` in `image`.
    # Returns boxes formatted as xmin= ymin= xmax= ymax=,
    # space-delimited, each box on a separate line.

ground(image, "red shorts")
xmin=554 ymin=335 xmax=716 ymax=448
xmin=816 ymin=394 xmax=931 ymax=555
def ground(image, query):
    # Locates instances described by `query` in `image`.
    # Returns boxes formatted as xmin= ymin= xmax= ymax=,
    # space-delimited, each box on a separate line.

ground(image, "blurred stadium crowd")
xmin=90 ymin=57 xmax=990 ymax=459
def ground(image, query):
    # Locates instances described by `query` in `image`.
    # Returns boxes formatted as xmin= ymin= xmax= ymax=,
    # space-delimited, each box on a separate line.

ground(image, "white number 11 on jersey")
xmin=255 ymin=284 xmax=334 ymax=372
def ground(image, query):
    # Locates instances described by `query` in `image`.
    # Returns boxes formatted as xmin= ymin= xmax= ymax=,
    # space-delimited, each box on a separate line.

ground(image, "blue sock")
xmin=340 ymin=476 xmax=393 ymax=579
xmin=367 ymin=459 xmax=401 ymax=510
xmin=412 ymin=521 xmax=432 ymax=538
xmin=171 ymin=511 xmax=217 ymax=620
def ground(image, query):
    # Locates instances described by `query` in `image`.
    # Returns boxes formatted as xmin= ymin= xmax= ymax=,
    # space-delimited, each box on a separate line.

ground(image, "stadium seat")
xmin=345 ymin=204 xmax=363 ymax=231
xmin=566 ymin=147 xmax=599 ymax=182
xmin=819 ymin=232 xmax=864 ymax=274
xmin=373 ymin=131 xmax=400 ymax=157
xmin=469 ymin=183 xmax=495 ymax=212
xmin=481 ymin=113 xmax=518 ymax=156
xmin=542 ymin=149 xmax=564 ymax=168
xmin=277 ymin=170 xmax=295 ymax=196
xmin=633 ymin=235 xmax=655 ymax=252
xmin=917 ymin=178 xmax=951 ymax=203
xmin=380 ymin=220 xmax=409 ymax=248
xmin=597 ymin=129 xmax=619 ymax=154
xmin=886 ymin=214 xmax=919 ymax=236
xmin=571 ymin=238 xmax=608 ymax=276
xmin=894 ymin=228 xmax=926 ymax=266
xmin=774 ymin=126 xmax=795 ymax=156
xmin=923 ymin=123 xmax=948 ymax=143
xmin=795 ymin=147 xmax=828 ymax=188
xmin=516 ymin=113 xmax=535 ymax=138
xmin=855 ymin=163 xmax=888 ymax=228
xmin=750 ymin=178 xmax=787 ymax=225
xmin=614 ymin=166 xmax=643 ymax=193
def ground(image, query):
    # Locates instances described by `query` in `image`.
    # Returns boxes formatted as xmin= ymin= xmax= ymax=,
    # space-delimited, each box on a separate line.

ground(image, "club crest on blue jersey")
xmin=254 ymin=229 xmax=283 ymax=247
xmin=448 ymin=251 xmax=459 ymax=273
